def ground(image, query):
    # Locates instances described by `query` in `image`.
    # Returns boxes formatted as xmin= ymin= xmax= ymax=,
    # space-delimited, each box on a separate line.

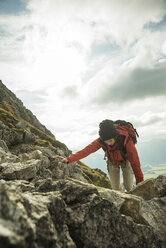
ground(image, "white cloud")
xmin=163 ymin=41 xmax=166 ymax=54
xmin=91 ymin=60 xmax=166 ymax=106
xmin=0 ymin=0 xmax=166 ymax=150
xmin=25 ymin=0 xmax=166 ymax=54
xmin=140 ymin=111 xmax=166 ymax=125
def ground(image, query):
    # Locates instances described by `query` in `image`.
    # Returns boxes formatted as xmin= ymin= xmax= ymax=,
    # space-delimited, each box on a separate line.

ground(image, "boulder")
xmin=139 ymin=196 xmax=166 ymax=237
xmin=99 ymin=183 xmax=166 ymax=239
xmin=0 ymin=179 xmax=166 ymax=248
xmin=130 ymin=175 xmax=166 ymax=199
xmin=50 ymin=159 xmax=89 ymax=183
xmin=0 ymin=180 xmax=76 ymax=248
xmin=0 ymin=160 xmax=40 ymax=180
xmin=98 ymin=188 xmax=125 ymax=210
xmin=19 ymin=150 xmax=43 ymax=161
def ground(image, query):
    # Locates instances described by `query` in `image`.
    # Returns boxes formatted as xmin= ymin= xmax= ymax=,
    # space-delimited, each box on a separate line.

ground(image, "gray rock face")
xmin=0 ymin=180 xmax=76 ymax=248
xmin=0 ymin=148 xmax=88 ymax=183
xmin=0 ymin=176 xmax=166 ymax=248
xmin=130 ymin=175 xmax=166 ymax=199
xmin=0 ymin=146 xmax=166 ymax=247
xmin=0 ymin=121 xmax=36 ymax=147
xmin=50 ymin=159 xmax=88 ymax=183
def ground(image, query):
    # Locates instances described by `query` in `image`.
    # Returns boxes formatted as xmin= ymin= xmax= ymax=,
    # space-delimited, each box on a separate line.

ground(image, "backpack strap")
xmin=117 ymin=144 xmax=127 ymax=162
xmin=99 ymin=139 xmax=112 ymax=162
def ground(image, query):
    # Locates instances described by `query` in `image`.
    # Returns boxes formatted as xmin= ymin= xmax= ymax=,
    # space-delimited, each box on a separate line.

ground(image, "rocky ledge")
xmin=0 ymin=145 xmax=166 ymax=248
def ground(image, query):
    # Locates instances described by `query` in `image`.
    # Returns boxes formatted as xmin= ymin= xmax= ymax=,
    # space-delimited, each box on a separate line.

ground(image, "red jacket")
xmin=67 ymin=127 xmax=144 ymax=184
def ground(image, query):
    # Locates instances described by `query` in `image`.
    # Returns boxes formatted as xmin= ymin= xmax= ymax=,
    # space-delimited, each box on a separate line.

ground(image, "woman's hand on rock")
xmin=52 ymin=155 xmax=68 ymax=163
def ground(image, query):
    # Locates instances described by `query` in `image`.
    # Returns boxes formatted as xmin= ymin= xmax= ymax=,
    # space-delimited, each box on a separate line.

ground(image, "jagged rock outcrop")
xmin=0 ymin=175 xmax=166 ymax=247
xmin=0 ymin=81 xmax=166 ymax=247
xmin=0 ymin=144 xmax=166 ymax=248
xmin=0 ymin=120 xmax=36 ymax=147
xmin=129 ymin=175 xmax=166 ymax=200
xmin=0 ymin=147 xmax=88 ymax=183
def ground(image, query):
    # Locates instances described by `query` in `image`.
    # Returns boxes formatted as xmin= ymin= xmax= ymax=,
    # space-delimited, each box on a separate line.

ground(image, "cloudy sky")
xmin=0 ymin=0 xmax=166 ymax=153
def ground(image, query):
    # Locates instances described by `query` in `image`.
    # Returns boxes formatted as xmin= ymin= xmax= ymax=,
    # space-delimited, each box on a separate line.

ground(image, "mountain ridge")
xmin=0 ymin=80 xmax=55 ymax=139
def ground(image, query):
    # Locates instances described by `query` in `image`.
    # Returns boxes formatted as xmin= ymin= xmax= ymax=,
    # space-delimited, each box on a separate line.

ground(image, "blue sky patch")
xmin=90 ymin=41 xmax=121 ymax=56
xmin=144 ymin=14 xmax=166 ymax=32
xmin=0 ymin=25 xmax=11 ymax=37
xmin=0 ymin=0 xmax=28 ymax=15
xmin=0 ymin=26 xmax=6 ymax=36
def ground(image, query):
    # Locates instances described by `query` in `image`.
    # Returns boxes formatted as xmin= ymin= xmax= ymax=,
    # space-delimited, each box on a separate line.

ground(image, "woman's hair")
xmin=99 ymin=119 xmax=118 ymax=141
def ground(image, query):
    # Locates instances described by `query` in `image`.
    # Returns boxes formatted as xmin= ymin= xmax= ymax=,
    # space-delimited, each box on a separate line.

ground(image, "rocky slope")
xmin=0 ymin=81 xmax=166 ymax=248
xmin=0 ymin=80 xmax=54 ymax=138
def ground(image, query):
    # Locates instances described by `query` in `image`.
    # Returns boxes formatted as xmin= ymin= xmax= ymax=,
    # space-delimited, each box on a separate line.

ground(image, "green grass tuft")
xmin=77 ymin=161 xmax=112 ymax=189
